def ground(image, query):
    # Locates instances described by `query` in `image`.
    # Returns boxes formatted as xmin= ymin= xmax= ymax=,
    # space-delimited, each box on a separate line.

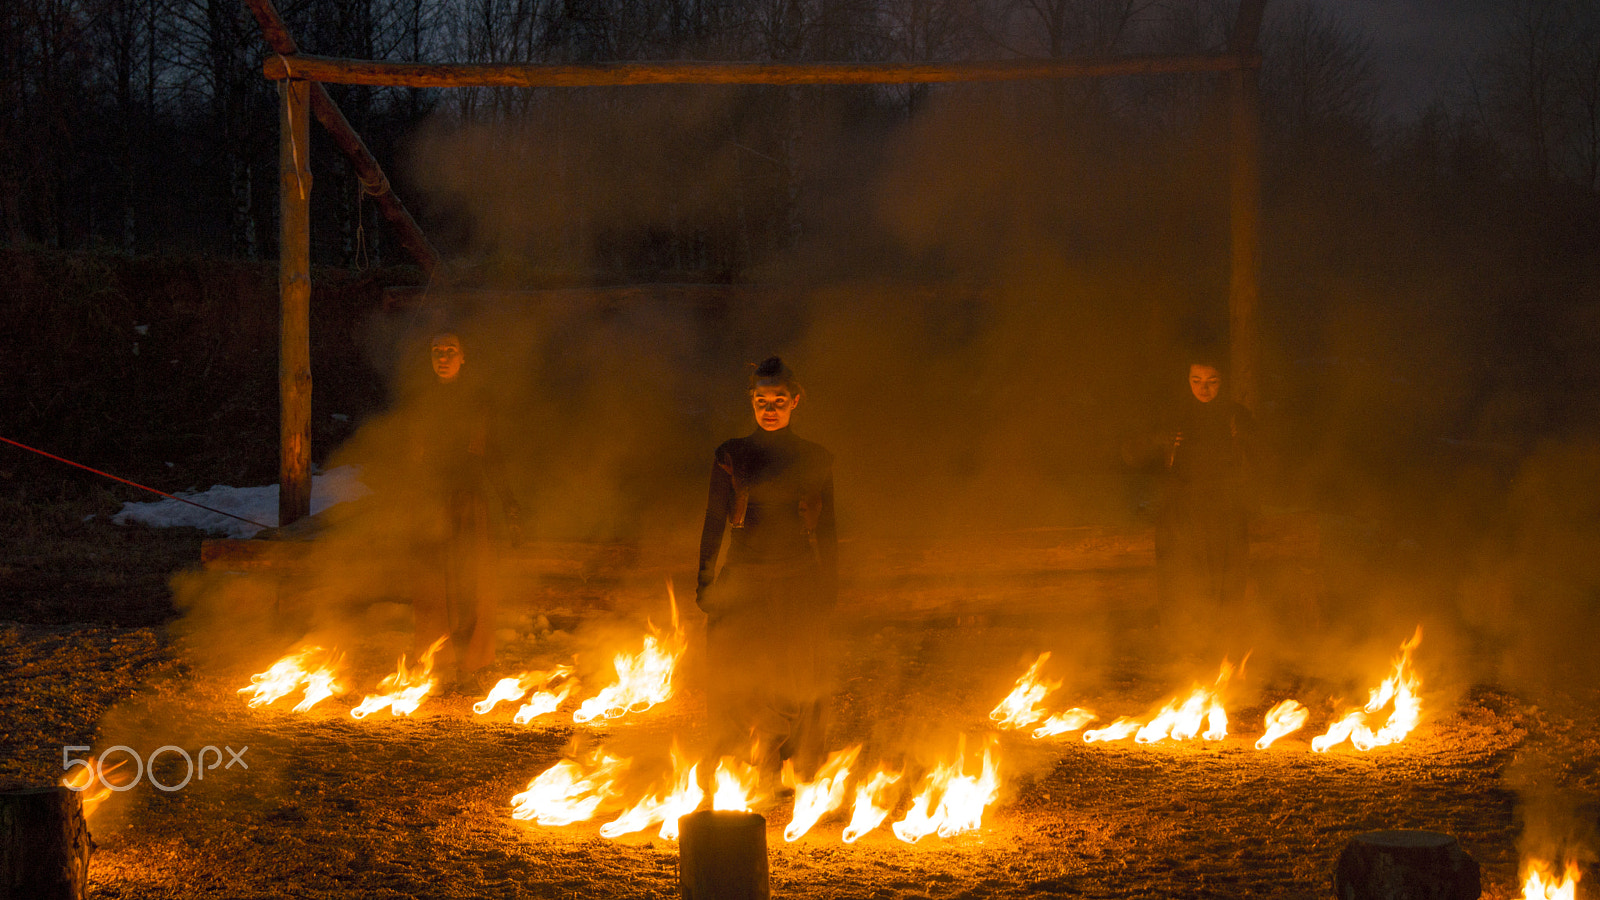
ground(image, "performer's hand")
xmin=695 ymin=581 xmax=716 ymax=614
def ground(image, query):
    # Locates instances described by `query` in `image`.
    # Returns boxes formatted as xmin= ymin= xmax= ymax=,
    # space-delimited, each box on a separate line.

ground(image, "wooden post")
xmin=678 ymin=810 xmax=768 ymax=900
xmin=0 ymin=787 xmax=92 ymax=900
xmin=1333 ymin=830 xmax=1480 ymax=900
xmin=1227 ymin=0 xmax=1267 ymax=413
xmin=279 ymin=78 xmax=313 ymax=528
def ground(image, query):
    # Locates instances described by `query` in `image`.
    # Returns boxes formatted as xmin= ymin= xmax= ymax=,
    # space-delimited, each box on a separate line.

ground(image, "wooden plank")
xmin=263 ymin=52 xmax=1258 ymax=88
xmin=0 ymin=787 xmax=91 ymax=900
xmin=279 ymin=78 xmax=313 ymax=528
xmin=241 ymin=0 xmax=440 ymax=276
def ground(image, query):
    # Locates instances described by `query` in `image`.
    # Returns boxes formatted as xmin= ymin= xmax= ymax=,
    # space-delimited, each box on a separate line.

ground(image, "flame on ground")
xmin=1083 ymin=717 xmax=1142 ymax=743
xmin=514 ymin=684 xmax=575 ymax=724
xmin=510 ymin=753 xmax=628 ymax=825
xmin=712 ymin=756 xmax=762 ymax=812
xmin=350 ymin=637 xmax=447 ymax=720
xmin=471 ymin=665 xmax=575 ymax=718
xmin=1521 ymin=859 xmax=1581 ymax=900
xmin=239 ymin=646 xmax=347 ymax=712
xmin=1135 ymin=658 xmax=1240 ymax=744
xmin=841 ymin=768 xmax=903 ymax=843
xmin=989 ymin=653 xmax=1060 ymax=730
xmin=1032 ymin=708 xmax=1097 ymax=739
xmin=784 ymin=745 xmax=862 ymax=842
xmin=1311 ymin=626 xmax=1424 ymax=753
xmin=1255 ymin=699 xmax=1311 ymax=749
xmin=599 ymin=744 xmax=703 ymax=841
xmin=891 ymin=736 xmax=1001 ymax=843
xmin=573 ymin=582 xmax=687 ymax=724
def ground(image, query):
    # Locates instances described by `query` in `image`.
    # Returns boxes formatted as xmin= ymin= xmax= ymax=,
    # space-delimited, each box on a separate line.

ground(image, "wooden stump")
xmin=0 ymin=787 xmax=91 ymax=900
xmin=678 ymin=810 xmax=768 ymax=900
xmin=1333 ymin=830 xmax=1479 ymax=900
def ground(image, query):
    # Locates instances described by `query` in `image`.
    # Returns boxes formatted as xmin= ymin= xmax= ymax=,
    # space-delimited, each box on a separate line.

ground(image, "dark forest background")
xmin=3 ymin=0 xmax=1600 ymax=549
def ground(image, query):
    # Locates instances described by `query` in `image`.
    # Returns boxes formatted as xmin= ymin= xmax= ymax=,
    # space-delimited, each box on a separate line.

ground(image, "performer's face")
xmin=1189 ymin=364 xmax=1221 ymax=403
xmin=751 ymin=385 xmax=798 ymax=431
xmin=431 ymin=337 xmax=465 ymax=382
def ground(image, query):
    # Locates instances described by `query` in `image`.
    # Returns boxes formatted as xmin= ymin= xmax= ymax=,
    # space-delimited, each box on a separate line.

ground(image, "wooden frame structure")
xmin=246 ymin=0 xmax=1267 ymax=526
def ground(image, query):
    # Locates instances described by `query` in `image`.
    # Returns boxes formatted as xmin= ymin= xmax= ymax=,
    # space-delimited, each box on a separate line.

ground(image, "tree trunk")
xmin=678 ymin=810 xmax=768 ymax=900
xmin=0 ymin=787 xmax=92 ymax=900
xmin=1333 ymin=830 xmax=1480 ymax=900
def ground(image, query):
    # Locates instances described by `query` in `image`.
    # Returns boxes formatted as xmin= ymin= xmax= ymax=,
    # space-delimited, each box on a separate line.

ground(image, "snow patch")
xmin=111 ymin=465 xmax=371 ymax=539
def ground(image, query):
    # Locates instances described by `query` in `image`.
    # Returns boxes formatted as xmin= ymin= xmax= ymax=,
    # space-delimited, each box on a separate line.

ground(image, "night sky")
xmin=1314 ymin=0 xmax=1501 ymax=117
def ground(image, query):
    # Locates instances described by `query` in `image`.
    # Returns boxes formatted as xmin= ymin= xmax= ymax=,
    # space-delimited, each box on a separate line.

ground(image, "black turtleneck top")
xmin=697 ymin=427 xmax=837 ymax=599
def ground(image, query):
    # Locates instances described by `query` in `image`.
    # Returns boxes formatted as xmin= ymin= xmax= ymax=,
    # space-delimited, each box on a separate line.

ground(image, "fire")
xmin=61 ymin=759 xmax=126 ymax=819
xmin=510 ymin=753 xmax=628 ymax=825
xmin=598 ymin=744 xmax=703 ymax=841
xmin=350 ymin=637 xmax=447 ymax=720
xmin=513 ymin=684 xmax=575 ymax=725
xmin=989 ymin=653 xmax=1060 ymax=730
xmin=573 ymin=583 xmax=687 ymax=725
xmin=712 ymin=756 xmax=762 ymax=812
xmin=1083 ymin=717 xmax=1142 ymax=743
xmin=1031 ymin=708 xmax=1097 ymax=739
xmin=841 ymin=768 xmax=903 ymax=843
xmin=1521 ymin=859 xmax=1581 ymax=900
xmin=784 ymin=745 xmax=862 ymax=842
xmin=1311 ymin=627 xmax=1423 ymax=752
xmin=239 ymin=646 xmax=347 ymax=712
xmin=1134 ymin=658 xmax=1239 ymax=744
xmin=1255 ymin=699 xmax=1310 ymax=749
xmin=891 ymin=736 xmax=1001 ymax=843
xmin=472 ymin=665 xmax=575 ymax=717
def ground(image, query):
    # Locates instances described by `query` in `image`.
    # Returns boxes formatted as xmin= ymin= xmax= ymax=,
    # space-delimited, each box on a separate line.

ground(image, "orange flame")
xmin=1031 ymin=708 xmax=1097 ymax=739
xmin=1134 ymin=658 xmax=1239 ymax=744
xmin=1521 ymin=859 xmax=1581 ymax=900
xmin=510 ymin=753 xmax=628 ymax=825
xmin=989 ymin=653 xmax=1060 ymax=730
xmin=239 ymin=646 xmax=347 ymax=712
xmin=599 ymin=744 xmax=703 ymax=841
xmin=472 ymin=665 xmax=575 ymax=716
xmin=1255 ymin=699 xmax=1310 ymax=749
xmin=350 ymin=637 xmax=447 ymax=719
xmin=1311 ymin=627 xmax=1423 ymax=753
xmin=513 ymin=684 xmax=575 ymax=725
xmin=784 ymin=745 xmax=862 ymax=842
xmin=1083 ymin=717 xmax=1142 ymax=743
xmin=891 ymin=736 xmax=1001 ymax=843
xmin=62 ymin=759 xmax=127 ymax=819
xmin=711 ymin=757 xmax=762 ymax=812
xmin=841 ymin=768 xmax=903 ymax=843
xmin=573 ymin=583 xmax=686 ymax=724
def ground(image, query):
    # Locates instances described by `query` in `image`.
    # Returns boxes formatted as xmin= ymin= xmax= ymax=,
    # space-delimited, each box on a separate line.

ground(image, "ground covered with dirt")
xmin=2 ymin=516 xmax=1596 ymax=900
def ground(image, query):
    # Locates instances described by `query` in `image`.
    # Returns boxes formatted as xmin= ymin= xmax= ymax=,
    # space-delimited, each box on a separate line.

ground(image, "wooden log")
xmin=263 ymin=52 xmax=1259 ymax=89
xmin=241 ymin=0 xmax=441 ymax=276
xmin=1333 ymin=830 xmax=1480 ymax=900
xmin=279 ymin=78 xmax=314 ymax=529
xmin=0 ymin=787 xmax=91 ymax=900
xmin=678 ymin=810 xmax=768 ymax=900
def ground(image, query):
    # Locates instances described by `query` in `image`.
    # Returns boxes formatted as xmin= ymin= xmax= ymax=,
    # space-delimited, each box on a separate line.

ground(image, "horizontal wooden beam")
xmin=243 ymin=0 xmax=441 ymax=275
xmin=264 ymin=52 xmax=1258 ymax=88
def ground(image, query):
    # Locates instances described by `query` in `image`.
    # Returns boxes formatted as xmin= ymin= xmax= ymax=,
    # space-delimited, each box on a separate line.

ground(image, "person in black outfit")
xmin=696 ymin=357 xmax=837 ymax=783
xmin=1127 ymin=358 xmax=1256 ymax=627
xmin=407 ymin=332 xmax=521 ymax=687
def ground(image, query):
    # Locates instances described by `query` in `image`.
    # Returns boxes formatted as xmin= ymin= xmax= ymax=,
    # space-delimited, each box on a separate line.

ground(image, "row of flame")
xmin=987 ymin=627 xmax=1425 ymax=753
xmin=69 ymin=594 xmax=1583 ymax=894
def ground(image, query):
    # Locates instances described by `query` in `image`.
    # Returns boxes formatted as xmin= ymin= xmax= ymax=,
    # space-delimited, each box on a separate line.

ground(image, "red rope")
xmin=0 ymin=435 xmax=276 ymax=531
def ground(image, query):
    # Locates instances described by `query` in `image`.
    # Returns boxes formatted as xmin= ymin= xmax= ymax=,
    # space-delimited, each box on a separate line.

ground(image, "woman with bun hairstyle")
xmin=696 ymin=357 xmax=837 ymax=783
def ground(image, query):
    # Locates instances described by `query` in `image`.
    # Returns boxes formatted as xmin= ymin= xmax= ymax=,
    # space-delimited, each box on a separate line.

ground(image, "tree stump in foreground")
xmin=679 ymin=809 xmax=768 ymax=900
xmin=0 ymin=787 xmax=91 ymax=900
xmin=1333 ymin=830 xmax=1479 ymax=900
